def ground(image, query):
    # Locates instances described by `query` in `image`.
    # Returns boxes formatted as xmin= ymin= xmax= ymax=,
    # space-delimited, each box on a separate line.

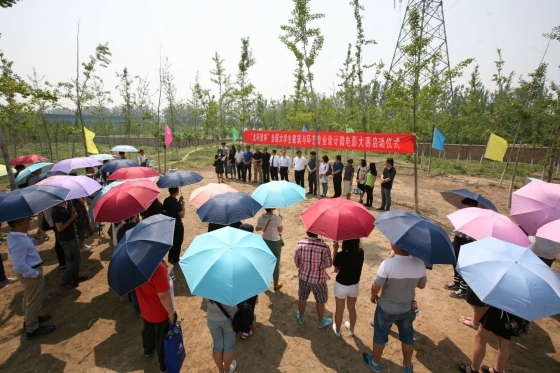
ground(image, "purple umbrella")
xmin=36 ymin=175 xmax=102 ymax=200
xmin=511 ymin=182 xmax=560 ymax=235
xmin=51 ymin=157 xmax=102 ymax=173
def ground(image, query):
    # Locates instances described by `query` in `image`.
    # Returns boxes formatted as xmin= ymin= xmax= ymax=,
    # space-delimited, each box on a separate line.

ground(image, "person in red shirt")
xmin=135 ymin=261 xmax=177 ymax=373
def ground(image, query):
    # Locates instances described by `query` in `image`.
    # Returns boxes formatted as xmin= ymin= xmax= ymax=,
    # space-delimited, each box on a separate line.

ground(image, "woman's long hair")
xmin=342 ymin=239 xmax=362 ymax=269
xmin=368 ymin=162 xmax=377 ymax=176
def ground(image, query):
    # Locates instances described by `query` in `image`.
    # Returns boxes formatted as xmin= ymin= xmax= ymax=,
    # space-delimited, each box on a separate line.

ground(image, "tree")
xmin=0 ymin=0 xmax=20 ymax=8
xmin=280 ymin=0 xmax=325 ymax=189
xmin=161 ymin=58 xmax=178 ymax=161
xmin=89 ymin=77 xmax=113 ymax=148
xmin=28 ymin=69 xmax=58 ymax=160
xmin=210 ymin=52 xmax=232 ymax=140
xmin=233 ymin=38 xmax=256 ymax=140
xmin=116 ymin=67 xmax=137 ymax=138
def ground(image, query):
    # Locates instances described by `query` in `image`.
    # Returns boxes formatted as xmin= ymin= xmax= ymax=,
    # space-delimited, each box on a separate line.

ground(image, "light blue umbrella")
xmin=88 ymin=181 xmax=125 ymax=219
xmin=15 ymin=162 xmax=53 ymax=184
xmin=90 ymin=154 xmax=115 ymax=161
xmin=112 ymin=145 xmax=139 ymax=153
xmin=457 ymin=237 xmax=560 ymax=321
xmin=179 ymin=226 xmax=277 ymax=306
xmin=251 ymin=180 xmax=306 ymax=208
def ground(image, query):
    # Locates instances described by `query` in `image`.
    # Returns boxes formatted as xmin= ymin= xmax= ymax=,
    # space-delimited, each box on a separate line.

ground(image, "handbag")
xmin=503 ymin=311 xmax=530 ymax=337
xmin=214 ymin=301 xmax=254 ymax=334
xmin=163 ymin=322 xmax=187 ymax=373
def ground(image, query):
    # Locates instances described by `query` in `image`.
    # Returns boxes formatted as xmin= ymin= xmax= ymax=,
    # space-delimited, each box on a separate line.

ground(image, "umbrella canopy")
xmin=156 ymin=171 xmax=204 ymax=188
xmin=90 ymin=154 xmax=115 ymax=161
xmin=530 ymin=220 xmax=560 ymax=260
xmin=179 ymin=226 xmax=277 ymax=306
xmin=36 ymin=175 xmax=102 ymax=200
xmin=99 ymin=159 xmax=140 ymax=173
xmin=375 ymin=210 xmax=455 ymax=265
xmin=15 ymin=162 xmax=53 ymax=183
xmin=88 ymin=181 xmax=125 ymax=219
xmin=524 ymin=177 xmax=544 ymax=185
xmin=111 ymin=145 xmax=139 ymax=153
xmin=36 ymin=170 xmax=69 ymax=183
xmin=440 ymin=189 xmax=498 ymax=212
xmin=10 ymin=154 xmax=48 ymax=166
xmin=0 ymin=164 xmax=15 ymax=177
xmin=511 ymin=181 xmax=560 ymax=235
xmin=447 ymin=207 xmax=531 ymax=247
xmin=300 ymin=198 xmax=375 ymax=241
xmin=457 ymin=237 xmax=560 ymax=321
xmin=189 ymin=183 xmax=238 ymax=209
xmin=251 ymin=180 xmax=306 ymax=208
xmin=108 ymin=214 xmax=175 ymax=297
xmin=0 ymin=185 xmax=70 ymax=223
xmin=196 ymin=192 xmax=262 ymax=225
xmin=94 ymin=180 xmax=160 ymax=223
xmin=108 ymin=167 xmax=159 ymax=181
xmin=51 ymin=157 xmax=102 ymax=173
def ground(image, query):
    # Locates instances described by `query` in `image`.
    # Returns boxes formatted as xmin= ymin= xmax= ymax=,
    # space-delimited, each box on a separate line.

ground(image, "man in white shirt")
xmin=279 ymin=150 xmax=291 ymax=181
xmin=269 ymin=150 xmax=280 ymax=181
xmin=137 ymin=150 xmax=147 ymax=167
xmin=234 ymin=146 xmax=245 ymax=180
xmin=7 ymin=217 xmax=56 ymax=340
xmin=293 ymin=150 xmax=308 ymax=188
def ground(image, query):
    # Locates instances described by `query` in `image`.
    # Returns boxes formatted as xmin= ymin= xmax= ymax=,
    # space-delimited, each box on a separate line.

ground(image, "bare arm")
xmin=418 ymin=282 xmax=426 ymax=289
xmin=157 ymin=291 xmax=176 ymax=323
xmin=370 ymin=283 xmax=382 ymax=303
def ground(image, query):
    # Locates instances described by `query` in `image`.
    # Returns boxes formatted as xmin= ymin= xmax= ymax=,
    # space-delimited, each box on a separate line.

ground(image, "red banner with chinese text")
xmin=243 ymin=130 xmax=415 ymax=154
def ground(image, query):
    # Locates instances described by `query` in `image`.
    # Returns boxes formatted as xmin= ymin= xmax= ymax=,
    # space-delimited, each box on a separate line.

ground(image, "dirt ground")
xmin=1 ymin=161 xmax=559 ymax=373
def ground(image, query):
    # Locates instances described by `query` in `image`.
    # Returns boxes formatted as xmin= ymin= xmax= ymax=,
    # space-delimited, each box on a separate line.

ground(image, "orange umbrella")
xmin=189 ymin=183 xmax=238 ymax=209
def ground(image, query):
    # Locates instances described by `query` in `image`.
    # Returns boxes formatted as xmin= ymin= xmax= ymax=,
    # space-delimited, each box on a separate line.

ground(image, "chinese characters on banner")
xmin=243 ymin=130 xmax=415 ymax=154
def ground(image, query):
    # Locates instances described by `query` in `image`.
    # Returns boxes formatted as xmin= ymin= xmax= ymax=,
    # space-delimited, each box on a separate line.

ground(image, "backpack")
xmin=325 ymin=164 xmax=332 ymax=177
xmin=214 ymin=301 xmax=255 ymax=334
xmin=503 ymin=311 xmax=531 ymax=337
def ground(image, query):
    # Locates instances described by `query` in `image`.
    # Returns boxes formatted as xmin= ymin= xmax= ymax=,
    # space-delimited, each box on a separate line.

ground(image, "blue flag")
xmin=302 ymin=125 xmax=308 ymax=132
xmin=432 ymin=128 xmax=446 ymax=152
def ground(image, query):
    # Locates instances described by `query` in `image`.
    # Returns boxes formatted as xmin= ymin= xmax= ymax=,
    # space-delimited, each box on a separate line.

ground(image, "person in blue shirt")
xmin=332 ymin=155 xmax=344 ymax=198
xmin=243 ymin=145 xmax=254 ymax=182
xmin=7 ymin=216 xmax=56 ymax=340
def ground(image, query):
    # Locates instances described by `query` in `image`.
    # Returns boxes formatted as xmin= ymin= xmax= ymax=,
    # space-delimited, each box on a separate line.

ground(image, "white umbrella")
xmin=111 ymin=145 xmax=139 ymax=153
xmin=90 ymin=154 xmax=115 ymax=161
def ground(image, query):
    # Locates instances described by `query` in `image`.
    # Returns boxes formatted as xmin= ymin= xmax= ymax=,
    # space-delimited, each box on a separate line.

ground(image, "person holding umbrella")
xmin=362 ymin=244 xmax=427 ymax=373
xmin=162 ymin=188 xmax=185 ymax=264
xmin=255 ymin=208 xmax=284 ymax=291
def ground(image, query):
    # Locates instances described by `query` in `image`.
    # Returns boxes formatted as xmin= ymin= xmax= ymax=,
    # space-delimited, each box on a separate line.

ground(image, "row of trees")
xmin=1 ymin=1 xmax=559 ymax=192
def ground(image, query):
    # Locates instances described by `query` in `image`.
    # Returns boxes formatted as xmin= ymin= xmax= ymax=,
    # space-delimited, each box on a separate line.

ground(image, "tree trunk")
xmin=507 ymin=136 xmax=524 ymax=208
xmin=427 ymin=145 xmax=433 ymax=174
xmin=0 ymin=126 xmax=18 ymax=190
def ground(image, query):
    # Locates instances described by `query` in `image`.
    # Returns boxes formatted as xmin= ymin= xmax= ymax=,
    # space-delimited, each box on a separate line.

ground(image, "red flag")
xmin=165 ymin=124 xmax=173 ymax=148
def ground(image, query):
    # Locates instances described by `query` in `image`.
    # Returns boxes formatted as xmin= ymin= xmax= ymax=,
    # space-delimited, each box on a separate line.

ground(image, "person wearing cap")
xmin=137 ymin=150 xmax=147 ymax=167
xmin=7 ymin=217 xmax=56 ymax=340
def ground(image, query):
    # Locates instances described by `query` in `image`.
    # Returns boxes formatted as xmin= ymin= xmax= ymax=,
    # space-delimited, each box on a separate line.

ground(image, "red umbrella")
xmin=300 ymin=198 xmax=375 ymax=241
xmin=108 ymin=167 xmax=159 ymax=181
xmin=93 ymin=180 xmax=160 ymax=223
xmin=10 ymin=154 xmax=48 ymax=166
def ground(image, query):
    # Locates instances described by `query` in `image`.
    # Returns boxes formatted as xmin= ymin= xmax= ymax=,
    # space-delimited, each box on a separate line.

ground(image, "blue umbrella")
xmin=457 ymin=237 xmax=560 ymax=321
xmin=197 ymin=192 xmax=262 ymax=225
xmin=156 ymin=171 xmax=203 ymax=188
xmin=15 ymin=162 xmax=53 ymax=184
xmin=100 ymin=159 xmax=140 ymax=173
xmin=251 ymin=180 xmax=306 ymax=208
xmin=179 ymin=226 xmax=277 ymax=306
xmin=0 ymin=185 xmax=70 ymax=222
xmin=107 ymin=214 xmax=175 ymax=297
xmin=375 ymin=210 xmax=455 ymax=265
xmin=440 ymin=189 xmax=498 ymax=212
xmin=88 ymin=181 xmax=125 ymax=219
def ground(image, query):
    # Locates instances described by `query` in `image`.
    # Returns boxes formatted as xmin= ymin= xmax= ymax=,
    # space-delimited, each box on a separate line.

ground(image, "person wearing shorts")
xmin=332 ymin=239 xmax=364 ymax=338
xmin=294 ymin=231 xmax=333 ymax=329
xmin=207 ymin=300 xmax=238 ymax=373
xmin=343 ymin=159 xmax=354 ymax=199
xmin=362 ymin=245 xmax=427 ymax=373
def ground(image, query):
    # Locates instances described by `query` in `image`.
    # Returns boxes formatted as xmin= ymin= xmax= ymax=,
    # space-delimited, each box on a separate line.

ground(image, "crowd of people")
xmin=215 ymin=144 xmax=396 ymax=210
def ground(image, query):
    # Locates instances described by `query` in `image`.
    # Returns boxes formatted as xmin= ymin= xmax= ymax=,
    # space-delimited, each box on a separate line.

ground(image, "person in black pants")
xmin=307 ymin=151 xmax=317 ymax=195
xmin=279 ymin=150 xmax=291 ymax=181
xmin=262 ymin=147 xmax=271 ymax=183
xmin=377 ymin=158 xmax=397 ymax=211
xmin=162 ymin=188 xmax=185 ymax=264
xmin=269 ymin=150 xmax=279 ymax=181
xmin=293 ymin=150 xmax=307 ymax=188
xmin=332 ymin=155 xmax=344 ymax=197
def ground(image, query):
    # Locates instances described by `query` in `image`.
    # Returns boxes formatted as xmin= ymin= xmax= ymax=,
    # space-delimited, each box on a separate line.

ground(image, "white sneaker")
xmin=228 ymin=360 xmax=237 ymax=373
xmin=345 ymin=321 xmax=355 ymax=337
xmin=80 ymin=246 xmax=91 ymax=253
xmin=332 ymin=323 xmax=341 ymax=337
xmin=83 ymin=244 xmax=92 ymax=249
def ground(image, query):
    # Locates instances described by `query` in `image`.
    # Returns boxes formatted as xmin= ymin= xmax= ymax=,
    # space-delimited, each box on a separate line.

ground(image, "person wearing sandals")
xmin=255 ymin=208 xmax=284 ymax=291
xmin=362 ymin=244 xmax=426 ymax=373
xmin=458 ymin=306 xmax=517 ymax=373
xmin=332 ymin=239 xmax=364 ymax=338
xmin=207 ymin=299 xmax=238 ymax=373
xmin=460 ymin=287 xmax=488 ymax=331
xmin=294 ymin=231 xmax=333 ymax=329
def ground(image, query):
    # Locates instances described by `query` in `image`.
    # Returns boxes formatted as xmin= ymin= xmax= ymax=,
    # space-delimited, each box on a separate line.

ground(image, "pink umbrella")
xmin=447 ymin=207 xmax=530 ymax=247
xmin=189 ymin=183 xmax=238 ymax=209
xmin=531 ymin=220 xmax=560 ymax=260
xmin=108 ymin=167 xmax=159 ymax=181
xmin=36 ymin=175 xmax=102 ymax=200
xmin=536 ymin=219 xmax=560 ymax=243
xmin=511 ymin=182 xmax=560 ymax=235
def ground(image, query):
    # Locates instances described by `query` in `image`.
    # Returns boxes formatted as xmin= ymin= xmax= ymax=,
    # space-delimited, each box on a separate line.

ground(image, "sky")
xmin=1 ymin=0 xmax=559 ymax=106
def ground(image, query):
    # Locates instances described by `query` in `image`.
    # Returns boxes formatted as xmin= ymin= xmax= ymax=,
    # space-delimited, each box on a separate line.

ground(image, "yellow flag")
xmin=484 ymin=133 xmax=508 ymax=162
xmin=84 ymin=127 xmax=99 ymax=154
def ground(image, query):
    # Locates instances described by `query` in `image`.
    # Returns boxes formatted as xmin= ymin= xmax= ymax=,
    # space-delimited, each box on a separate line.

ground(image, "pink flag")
xmin=164 ymin=124 xmax=173 ymax=148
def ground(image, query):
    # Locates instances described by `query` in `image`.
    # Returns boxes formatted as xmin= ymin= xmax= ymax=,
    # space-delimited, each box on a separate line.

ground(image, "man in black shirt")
xmin=377 ymin=158 xmax=396 ymax=211
xmin=162 ymin=188 xmax=185 ymax=264
xmin=252 ymin=147 xmax=263 ymax=183
xmin=307 ymin=151 xmax=317 ymax=195
xmin=52 ymin=202 xmax=88 ymax=288
xmin=261 ymin=147 xmax=271 ymax=183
